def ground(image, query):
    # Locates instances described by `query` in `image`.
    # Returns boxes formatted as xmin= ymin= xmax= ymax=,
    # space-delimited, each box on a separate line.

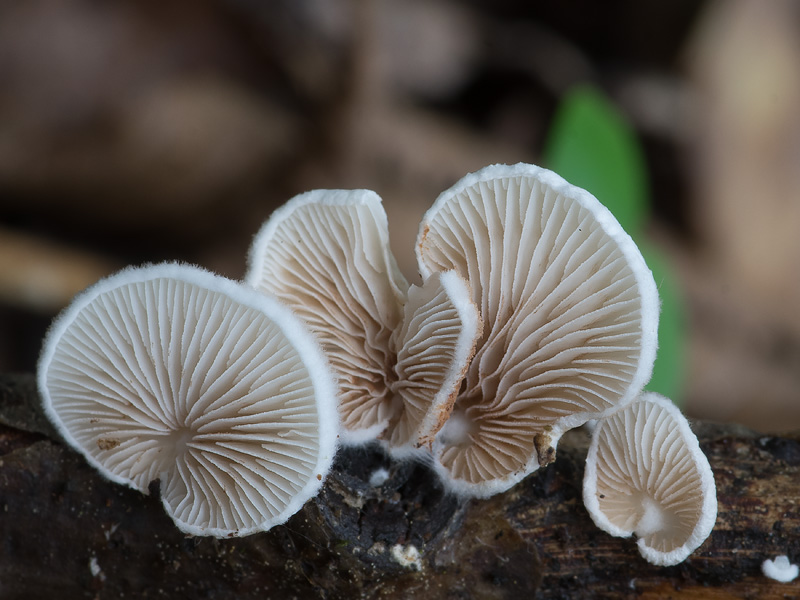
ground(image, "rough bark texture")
xmin=1 ymin=373 xmax=798 ymax=599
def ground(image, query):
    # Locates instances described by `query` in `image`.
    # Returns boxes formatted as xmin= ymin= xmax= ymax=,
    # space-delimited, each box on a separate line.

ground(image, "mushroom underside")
xmin=246 ymin=191 xmax=408 ymax=441
xmin=39 ymin=265 xmax=337 ymax=537
xmin=583 ymin=392 xmax=717 ymax=565
xmin=418 ymin=164 xmax=657 ymax=494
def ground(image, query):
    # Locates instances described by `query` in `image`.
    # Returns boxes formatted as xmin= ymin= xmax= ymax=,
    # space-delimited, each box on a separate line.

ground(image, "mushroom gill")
xmin=387 ymin=270 xmax=482 ymax=454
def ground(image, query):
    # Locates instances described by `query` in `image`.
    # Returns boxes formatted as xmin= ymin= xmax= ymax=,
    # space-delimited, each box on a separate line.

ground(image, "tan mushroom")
xmin=247 ymin=190 xmax=481 ymax=452
xmin=417 ymin=163 xmax=659 ymax=497
xmin=38 ymin=263 xmax=339 ymax=537
xmin=583 ymin=392 xmax=717 ymax=566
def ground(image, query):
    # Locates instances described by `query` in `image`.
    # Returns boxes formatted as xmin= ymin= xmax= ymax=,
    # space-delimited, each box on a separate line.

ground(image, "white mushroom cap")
xmin=386 ymin=270 xmax=482 ymax=456
xmin=246 ymin=190 xmax=408 ymax=444
xmin=762 ymin=556 xmax=799 ymax=583
xmin=38 ymin=263 xmax=338 ymax=538
xmin=583 ymin=392 xmax=717 ymax=566
xmin=417 ymin=163 xmax=659 ymax=497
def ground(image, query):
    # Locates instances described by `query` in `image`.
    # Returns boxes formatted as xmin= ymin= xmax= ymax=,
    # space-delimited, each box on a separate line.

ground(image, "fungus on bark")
xmin=37 ymin=263 xmax=338 ymax=538
xmin=247 ymin=190 xmax=481 ymax=453
xmin=583 ymin=392 xmax=717 ymax=566
xmin=762 ymin=556 xmax=799 ymax=583
xmin=417 ymin=163 xmax=659 ymax=497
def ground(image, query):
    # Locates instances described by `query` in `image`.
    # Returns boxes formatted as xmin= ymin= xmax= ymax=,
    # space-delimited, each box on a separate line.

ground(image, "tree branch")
xmin=1 ymin=373 xmax=798 ymax=598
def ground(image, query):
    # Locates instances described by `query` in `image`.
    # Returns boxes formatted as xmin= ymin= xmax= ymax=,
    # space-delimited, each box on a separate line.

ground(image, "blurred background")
xmin=1 ymin=0 xmax=798 ymax=432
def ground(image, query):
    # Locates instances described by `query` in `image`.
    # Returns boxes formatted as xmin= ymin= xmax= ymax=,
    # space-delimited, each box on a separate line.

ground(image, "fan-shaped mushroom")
xmin=582 ymin=392 xmax=717 ymax=566
xmin=38 ymin=263 xmax=339 ymax=537
xmin=247 ymin=190 xmax=481 ymax=451
xmin=247 ymin=190 xmax=408 ymax=442
xmin=417 ymin=163 xmax=659 ymax=497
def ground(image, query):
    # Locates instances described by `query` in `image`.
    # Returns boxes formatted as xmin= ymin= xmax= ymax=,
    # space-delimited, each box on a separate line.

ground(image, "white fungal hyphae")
xmin=391 ymin=544 xmax=422 ymax=571
xmin=89 ymin=557 xmax=102 ymax=579
xmin=762 ymin=555 xmax=799 ymax=583
xmin=38 ymin=263 xmax=338 ymax=538
xmin=247 ymin=191 xmax=481 ymax=451
xmin=369 ymin=468 xmax=390 ymax=487
xmin=417 ymin=163 xmax=659 ymax=497
xmin=583 ymin=393 xmax=717 ymax=566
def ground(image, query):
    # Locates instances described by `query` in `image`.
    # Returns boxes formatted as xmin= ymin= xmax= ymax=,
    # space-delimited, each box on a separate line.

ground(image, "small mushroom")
xmin=247 ymin=190 xmax=481 ymax=451
xmin=417 ymin=163 xmax=659 ymax=497
xmin=582 ymin=392 xmax=717 ymax=566
xmin=38 ymin=263 xmax=338 ymax=537
xmin=762 ymin=556 xmax=799 ymax=583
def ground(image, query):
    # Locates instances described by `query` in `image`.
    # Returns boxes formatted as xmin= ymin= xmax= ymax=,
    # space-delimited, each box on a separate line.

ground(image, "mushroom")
xmin=37 ymin=263 xmax=339 ymax=537
xmin=582 ymin=392 xmax=717 ymax=566
xmin=247 ymin=190 xmax=481 ymax=452
xmin=417 ymin=163 xmax=659 ymax=497
xmin=762 ymin=556 xmax=799 ymax=583
xmin=247 ymin=190 xmax=407 ymax=442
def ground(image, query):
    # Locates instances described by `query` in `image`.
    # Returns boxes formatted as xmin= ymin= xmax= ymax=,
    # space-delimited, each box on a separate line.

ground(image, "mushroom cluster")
xmin=38 ymin=263 xmax=339 ymax=537
xmin=38 ymin=162 xmax=717 ymax=564
xmin=247 ymin=162 xmax=716 ymax=564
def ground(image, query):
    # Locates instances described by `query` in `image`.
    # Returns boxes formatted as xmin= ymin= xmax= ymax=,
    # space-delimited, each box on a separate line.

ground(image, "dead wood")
xmin=0 ymin=373 xmax=798 ymax=599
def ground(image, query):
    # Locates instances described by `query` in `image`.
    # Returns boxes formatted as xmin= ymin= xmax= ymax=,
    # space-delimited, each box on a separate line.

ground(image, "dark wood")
xmin=1 ymin=373 xmax=798 ymax=599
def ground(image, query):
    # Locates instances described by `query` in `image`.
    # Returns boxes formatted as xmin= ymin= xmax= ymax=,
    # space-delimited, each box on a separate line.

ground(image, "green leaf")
xmin=641 ymin=245 xmax=686 ymax=405
xmin=542 ymin=84 xmax=685 ymax=405
xmin=542 ymin=85 xmax=650 ymax=233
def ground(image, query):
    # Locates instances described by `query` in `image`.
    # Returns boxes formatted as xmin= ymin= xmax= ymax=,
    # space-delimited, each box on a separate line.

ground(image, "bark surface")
xmin=1 ymin=373 xmax=798 ymax=599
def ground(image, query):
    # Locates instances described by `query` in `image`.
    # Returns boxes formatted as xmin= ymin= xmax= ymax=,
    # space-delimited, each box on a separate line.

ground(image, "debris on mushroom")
xmin=583 ymin=392 xmax=717 ymax=566
xmin=762 ymin=555 xmax=799 ymax=583
xmin=247 ymin=190 xmax=481 ymax=451
xmin=38 ymin=263 xmax=339 ymax=538
xmin=417 ymin=163 xmax=659 ymax=497
xmin=390 ymin=544 xmax=422 ymax=571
